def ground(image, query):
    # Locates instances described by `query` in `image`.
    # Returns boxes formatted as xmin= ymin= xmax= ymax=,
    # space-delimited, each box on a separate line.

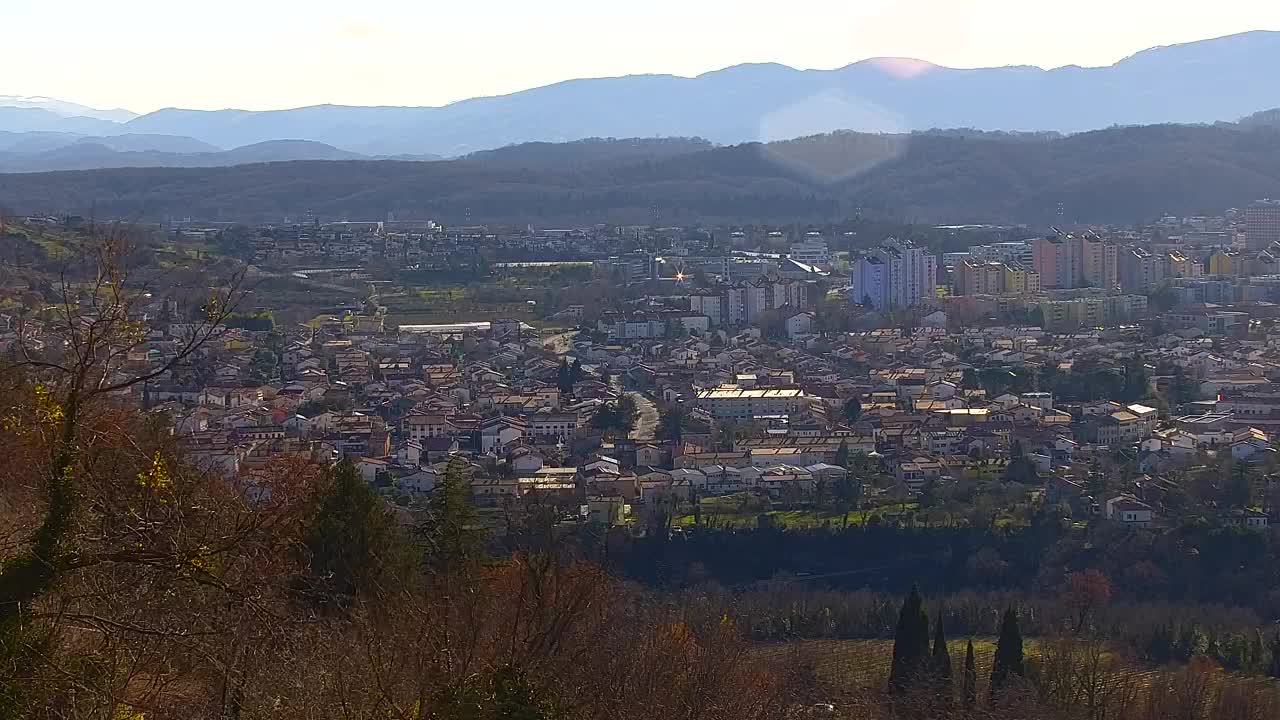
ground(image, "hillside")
xmin=0 ymin=139 xmax=401 ymax=173
xmin=2 ymin=123 xmax=1280 ymax=224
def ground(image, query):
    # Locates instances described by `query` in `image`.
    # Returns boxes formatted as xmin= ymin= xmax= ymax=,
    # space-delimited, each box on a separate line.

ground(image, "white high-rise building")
xmin=850 ymin=238 xmax=936 ymax=310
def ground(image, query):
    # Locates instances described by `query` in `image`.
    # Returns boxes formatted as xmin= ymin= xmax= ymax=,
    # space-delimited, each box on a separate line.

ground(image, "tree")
xmin=990 ymin=607 xmax=1025 ymax=698
xmin=1169 ymin=367 xmax=1199 ymax=405
xmin=1268 ymin=631 xmax=1280 ymax=678
xmin=888 ymin=586 xmax=930 ymax=695
xmin=557 ymin=358 xmax=574 ymax=396
xmin=656 ymin=403 xmax=687 ymax=445
xmin=591 ymin=397 xmax=637 ymax=436
xmin=834 ymin=439 xmax=851 ymax=469
xmin=843 ymin=396 xmax=862 ymax=424
xmin=963 ymin=640 xmax=977 ymax=708
xmin=931 ymin=613 xmax=953 ymax=688
xmin=302 ymin=459 xmax=413 ymax=606
xmin=0 ymin=232 xmax=254 ymax=714
xmin=248 ymin=347 xmax=278 ymax=385
xmin=569 ymin=358 xmax=584 ymax=384
xmin=1228 ymin=461 xmax=1252 ymax=508
xmin=1065 ymin=570 xmax=1112 ymax=633
xmin=420 ymin=456 xmax=481 ymax=571
xmin=1119 ymin=356 xmax=1150 ymax=403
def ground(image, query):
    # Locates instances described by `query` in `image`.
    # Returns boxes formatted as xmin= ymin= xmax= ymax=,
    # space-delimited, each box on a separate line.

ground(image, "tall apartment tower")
xmin=850 ymin=238 xmax=937 ymax=310
xmin=1246 ymin=200 xmax=1280 ymax=251
xmin=1076 ymin=233 xmax=1117 ymax=289
xmin=1032 ymin=235 xmax=1078 ymax=289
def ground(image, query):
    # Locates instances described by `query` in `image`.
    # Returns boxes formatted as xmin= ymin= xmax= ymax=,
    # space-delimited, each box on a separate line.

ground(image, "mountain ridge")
xmin=1 ymin=122 xmax=1278 ymax=226
xmin=7 ymin=31 xmax=1280 ymax=158
xmin=0 ymin=138 xmax=434 ymax=173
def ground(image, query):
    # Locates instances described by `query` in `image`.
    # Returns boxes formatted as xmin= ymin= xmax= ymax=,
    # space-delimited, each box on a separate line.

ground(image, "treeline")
xmin=611 ymin=519 xmax=1280 ymax=617
xmin=5 ymin=123 xmax=1280 ymax=224
xmin=827 ymin=590 xmax=1280 ymax=720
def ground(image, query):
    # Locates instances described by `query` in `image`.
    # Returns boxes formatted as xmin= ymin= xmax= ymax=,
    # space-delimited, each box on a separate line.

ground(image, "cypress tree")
xmin=303 ymin=458 xmax=413 ymax=607
xmin=420 ymin=455 xmax=481 ymax=572
xmin=888 ymin=586 xmax=930 ymax=695
xmin=990 ymin=607 xmax=1025 ymax=699
xmin=1268 ymin=631 xmax=1280 ymax=678
xmin=932 ymin=613 xmax=953 ymax=685
xmin=963 ymin=640 xmax=977 ymax=708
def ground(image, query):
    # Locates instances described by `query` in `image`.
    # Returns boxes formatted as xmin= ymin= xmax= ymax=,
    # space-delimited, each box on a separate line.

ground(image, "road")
xmin=629 ymin=392 xmax=658 ymax=442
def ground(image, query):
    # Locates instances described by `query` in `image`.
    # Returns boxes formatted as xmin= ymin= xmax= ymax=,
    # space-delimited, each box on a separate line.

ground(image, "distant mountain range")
xmin=5 ymin=31 xmax=1280 ymax=162
xmin=3 ymin=123 xmax=1280 ymax=226
xmin=0 ymin=134 xmax=441 ymax=173
xmin=0 ymin=96 xmax=137 ymax=123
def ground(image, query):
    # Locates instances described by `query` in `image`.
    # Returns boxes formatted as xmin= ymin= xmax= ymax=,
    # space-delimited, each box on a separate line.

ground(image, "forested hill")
xmin=3 ymin=122 xmax=1280 ymax=225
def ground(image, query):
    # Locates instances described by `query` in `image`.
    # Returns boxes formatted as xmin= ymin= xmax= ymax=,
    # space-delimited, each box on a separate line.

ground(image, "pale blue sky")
xmin=6 ymin=0 xmax=1280 ymax=113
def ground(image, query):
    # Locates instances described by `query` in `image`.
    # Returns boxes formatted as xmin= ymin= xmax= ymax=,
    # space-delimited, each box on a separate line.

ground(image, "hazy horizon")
xmin=7 ymin=1 xmax=1280 ymax=116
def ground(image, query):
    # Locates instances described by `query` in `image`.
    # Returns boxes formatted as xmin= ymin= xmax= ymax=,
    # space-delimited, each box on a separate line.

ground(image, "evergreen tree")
xmin=843 ymin=396 xmax=863 ymax=424
xmin=569 ymin=358 xmax=584 ymax=384
xmin=1268 ymin=631 xmax=1280 ymax=678
xmin=931 ymin=613 xmax=953 ymax=686
xmin=834 ymin=439 xmax=850 ymax=469
xmin=303 ymin=458 xmax=413 ymax=606
xmin=656 ymin=403 xmax=686 ymax=445
xmin=557 ymin=358 xmax=574 ymax=396
xmin=990 ymin=607 xmax=1024 ymax=699
xmin=420 ymin=456 xmax=481 ymax=572
xmin=888 ymin=586 xmax=930 ymax=695
xmin=963 ymin=640 xmax=977 ymax=708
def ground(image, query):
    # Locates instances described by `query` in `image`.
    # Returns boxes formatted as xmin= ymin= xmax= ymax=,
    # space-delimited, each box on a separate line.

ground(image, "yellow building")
xmin=1208 ymin=250 xmax=1237 ymax=277
xmin=1003 ymin=264 xmax=1041 ymax=296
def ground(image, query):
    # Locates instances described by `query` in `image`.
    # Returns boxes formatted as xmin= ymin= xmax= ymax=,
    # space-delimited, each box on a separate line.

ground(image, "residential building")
xmin=694 ymin=385 xmax=808 ymax=421
xmin=1119 ymin=248 xmax=1164 ymax=293
xmin=1077 ymin=234 xmax=1118 ymax=289
xmin=789 ymin=233 xmax=830 ymax=265
xmin=850 ymin=238 xmax=936 ymax=310
xmin=1003 ymin=264 xmax=1040 ymax=296
xmin=1166 ymin=251 xmax=1203 ymax=280
xmin=850 ymin=255 xmax=887 ymax=308
xmin=1032 ymin=235 xmax=1077 ymax=289
xmin=1246 ymin=199 xmax=1280 ymax=250
xmin=1105 ymin=495 xmax=1155 ymax=527
xmin=1208 ymin=250 xmax=1239 ymax=277
xmin=955 ymin=260 xmax=1004 ymax=296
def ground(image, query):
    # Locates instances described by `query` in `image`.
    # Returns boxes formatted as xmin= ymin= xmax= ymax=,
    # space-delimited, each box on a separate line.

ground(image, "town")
xmin=7 ymin=200 xmax=1280 ymax=538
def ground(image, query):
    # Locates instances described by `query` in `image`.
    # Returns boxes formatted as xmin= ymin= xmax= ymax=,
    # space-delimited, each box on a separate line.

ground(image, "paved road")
xmin=629 ymin=392 xmax=658 ymax=441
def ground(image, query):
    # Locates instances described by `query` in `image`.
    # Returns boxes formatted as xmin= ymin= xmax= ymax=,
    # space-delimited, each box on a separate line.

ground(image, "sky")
xmin=6 ymin=0 xmax=1280 ymax=114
